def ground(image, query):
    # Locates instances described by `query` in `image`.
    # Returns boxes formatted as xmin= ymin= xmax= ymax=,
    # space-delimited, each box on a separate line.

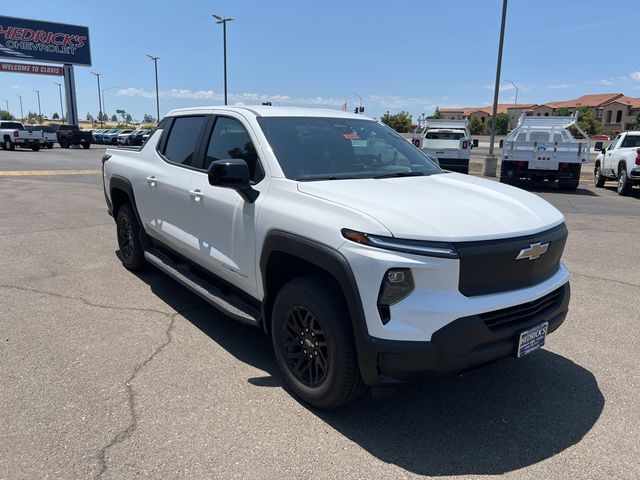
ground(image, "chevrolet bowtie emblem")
xmin=516 ymin=242 xmax=549 ymax=261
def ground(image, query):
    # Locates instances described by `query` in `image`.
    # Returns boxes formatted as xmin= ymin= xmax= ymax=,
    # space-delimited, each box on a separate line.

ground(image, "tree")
xmin=380 ymin=111 xmax=413 ymax=133
xmin=143 ymin=114 xmax=156 ymax=123
xmin=125 ymin=113 xmax=133 ymax=123
xmin=426 ymin=107 xmax=443 ymax=120
xmin=469 ymin=118 xmax=484 ymax=135
xmin=0 ymin=110 xmax=14 ymax=120
xmin=553 ymin=108 xmax=571 ymax=117
xmin=575 ymin=107 xmax=602 ymax=136
xmin=86 ymin=113 xmax=94 ymax=122
xmin=493 ymin=113 xmax=510 ymax=135
xmin=111 ymin=114 xmax=118 ymax=122
xmin=52 ymin=112 xmax=59 ymax=119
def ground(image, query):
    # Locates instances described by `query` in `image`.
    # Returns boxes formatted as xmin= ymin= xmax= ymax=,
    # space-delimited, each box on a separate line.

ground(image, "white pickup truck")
xmin=103 ymin=106 xmax=571 ymax=409
xmin=500 ymin=115 xmax=590 ymax=191
xmin=411 ymin=119 xmax=472 ymax=174
xmin=0 ymin=121 xmax=43 ymax=151
xmin=594 ymin=131 xmax=640 ymax=195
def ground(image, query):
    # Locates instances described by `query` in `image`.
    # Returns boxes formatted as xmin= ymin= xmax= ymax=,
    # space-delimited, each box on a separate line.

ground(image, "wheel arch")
xmin=109 ymin=175 xmax=150 ymax=247
xmin=259 ymin=231 xmax=369 ymax=354
xmin=618 ymin=160 xmax=627 ymax=174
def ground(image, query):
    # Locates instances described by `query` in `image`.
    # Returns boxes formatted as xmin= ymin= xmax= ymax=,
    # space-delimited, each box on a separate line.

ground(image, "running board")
xmin=144 ymin=248 xmax=260 ymax=326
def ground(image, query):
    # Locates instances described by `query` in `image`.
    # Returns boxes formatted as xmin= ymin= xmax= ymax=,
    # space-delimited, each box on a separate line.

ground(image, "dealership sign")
xmin=0 ymin=16 xmax=91 ymax=66
xmin=0 ymin=60 xmax=63 ymax=75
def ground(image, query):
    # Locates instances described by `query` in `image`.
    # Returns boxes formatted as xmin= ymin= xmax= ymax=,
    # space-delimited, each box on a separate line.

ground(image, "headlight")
xmin=377 ymin=268 xmax=414 ymax=325
xmin=341 ymin=228 xmax=458 ymax=259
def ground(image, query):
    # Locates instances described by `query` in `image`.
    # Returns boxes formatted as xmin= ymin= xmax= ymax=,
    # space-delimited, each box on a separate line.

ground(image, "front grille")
xmin=479 ymin=287 xmax=564 ymax=332
xmin=456 ymin=223 xmax=568 ymax=297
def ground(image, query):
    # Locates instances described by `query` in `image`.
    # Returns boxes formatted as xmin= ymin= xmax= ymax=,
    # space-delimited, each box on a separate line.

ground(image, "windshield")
xmin=425 ymin=131 xmax=464 ymax=140
xmin=257 ymin=117 xmax=442 ymax=180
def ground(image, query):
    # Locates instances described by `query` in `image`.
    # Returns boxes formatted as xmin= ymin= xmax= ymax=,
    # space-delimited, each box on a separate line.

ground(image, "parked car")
xmin=411 ymin=119 xmax=472 ymax=174
xmin=115 ymin=130 xmax=135 ymax=145
xmin=125 ymin=129 xmax=148 ymax=146
xmin=0 ymin=121 xmax=43 ymax=151
xmin=91 ymin=129 xmax=106 ymax=144
xmin=594 ymin=131 xmax=640 ymax=195
xmin=27 ymin=125 xmax=57 ymax=149
xmin=103 ymin=106 xmax=571 ymax=409
xmin=49 ymin=124 xmax=93 ymax=149
xmin=94 ymin=129 xmax=115 ymax=144
xmin=103 ymin=129 xmax=124 ymax=145
xmin=500 ymin=114 xmax=590 ymax=191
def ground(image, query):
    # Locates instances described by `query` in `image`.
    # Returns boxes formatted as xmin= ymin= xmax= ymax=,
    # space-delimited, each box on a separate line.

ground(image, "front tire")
xmin=4 ymin=139 xmax=15 ymax=151
xmin=617 ymin=168 xmax=631 ymax=196
xmin=46 ymin=143 xmax=53 ymax=149
xmin=594 ymin=163 xmax=605 ymax=187
xmin=60 ymin=138 xmax=69 ymax=148
xmin=116 ymin=203 xmax=146 ymax=271
xmin=32 ymin=145 xmax=40 ymax=152
xmin=82 ymin=143 xmax=90 ymax=149
xmin=272 ymin=277 xmax=365 ymax=409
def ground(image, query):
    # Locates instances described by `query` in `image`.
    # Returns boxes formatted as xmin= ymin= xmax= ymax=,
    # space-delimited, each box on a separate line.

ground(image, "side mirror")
xmin=594 ymin=141 xmax=603 ymax=151
xmin=499 ymin=139 xmax=504 ymax=149
xmin=472 ymin=139 xmax=479 ymax=147
xmin=601 ymin=148 xmax=607 ymax=154
xmin=208 ymin=159 xmax=259 ymax=203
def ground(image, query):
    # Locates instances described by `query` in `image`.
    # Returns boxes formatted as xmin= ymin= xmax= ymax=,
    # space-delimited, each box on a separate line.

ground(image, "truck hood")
xmin=297 ymin=173 xmax=564 ymax=242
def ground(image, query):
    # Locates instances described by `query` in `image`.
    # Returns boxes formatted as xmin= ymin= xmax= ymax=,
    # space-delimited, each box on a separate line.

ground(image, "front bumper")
xmin=357 ymin=282 xmax=570 ymax=385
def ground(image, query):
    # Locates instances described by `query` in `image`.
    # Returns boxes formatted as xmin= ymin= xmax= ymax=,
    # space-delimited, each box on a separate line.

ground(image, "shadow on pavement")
xmin=135 ymin=267 xmax=604 ymax=477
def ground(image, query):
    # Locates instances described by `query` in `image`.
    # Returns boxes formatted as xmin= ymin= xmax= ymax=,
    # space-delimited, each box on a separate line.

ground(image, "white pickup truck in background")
xmin=0 ymin=121 xmax=44 ymax=151
xmin=594 ymin=131 xmax=640 ymax=195
xmin=411 ymin=119 xmax=472 ymax=174
xmin=500 ymin=115 xmax=590 ymax=192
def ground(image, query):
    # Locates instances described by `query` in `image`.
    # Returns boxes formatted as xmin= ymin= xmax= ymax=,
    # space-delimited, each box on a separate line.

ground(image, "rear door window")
xmin=162 ymin=116 xmax=207 ymax=166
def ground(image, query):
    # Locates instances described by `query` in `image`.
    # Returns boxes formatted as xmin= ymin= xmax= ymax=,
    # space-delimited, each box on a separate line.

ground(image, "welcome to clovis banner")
xmin=0 ymin=16 xmax=91 ymax=67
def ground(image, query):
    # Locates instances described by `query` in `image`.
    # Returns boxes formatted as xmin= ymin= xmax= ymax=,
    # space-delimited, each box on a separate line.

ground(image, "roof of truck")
xmin=166 ymin=105 xmax=371 ymax=120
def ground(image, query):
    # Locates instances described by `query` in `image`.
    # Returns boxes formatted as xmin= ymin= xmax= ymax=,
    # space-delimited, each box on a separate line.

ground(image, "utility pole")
xmin=146 ymin=55 xmax=160 ymax=122
xmin=54 ymin=82 xmax=65 ymax=120
xmin=91 ymin=72 xmax=103 ymax=127
xmin=483 ymin=0 xmax=509 ymax=177
xmin=212 ymin=14 xmax=233 ymax=105
xmin=504 ymin=79 xmax=518 ymax=128
xmin=16 ymin=95 xmax=23 ymax=121
xmin=34 ymin=90 xmax=41 ymax=117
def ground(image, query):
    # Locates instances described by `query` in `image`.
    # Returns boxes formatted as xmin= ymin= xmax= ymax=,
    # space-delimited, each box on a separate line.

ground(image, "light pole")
xmin=16 ymin=95 xmax=23 ymax=121
xmin=504 ymin=79 xmax=518 ymax=128
xmin=101 ymin=86 xmax=120 ymax=122
xmin=54 ymin=82 xmax=64 ymax=120
xmin=212 ymin=14 xmax=233 ymax=105
xmin=3 ymin=99 xmax=8 ymax=113
xmin=484 ymin=0 xmax=508 ymax=177
xmin=351 ymin=92 xmax=363 ymax=113
xmin=146 ymin=55 xmax=160 ymax=122
xmin=90 ymin=71 xmax=103 ymax=127
xmin=34 ymin=90 xmax=41 ymax=117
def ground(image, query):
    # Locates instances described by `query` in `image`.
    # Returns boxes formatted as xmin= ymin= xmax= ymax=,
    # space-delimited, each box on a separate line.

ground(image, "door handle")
xmin=146 ymin=176 xmax=157 ymax=187
xmin=189 ymin=188 xmax=203 ymax=202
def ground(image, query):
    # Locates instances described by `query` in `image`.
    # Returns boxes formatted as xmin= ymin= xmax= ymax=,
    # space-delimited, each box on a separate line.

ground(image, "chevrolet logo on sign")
xmin=516 ymin=242 xmax=549 ymax=261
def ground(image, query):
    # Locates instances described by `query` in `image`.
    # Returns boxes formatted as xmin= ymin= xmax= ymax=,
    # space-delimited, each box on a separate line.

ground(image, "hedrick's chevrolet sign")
xmin=0 ymin=16 xmax=91 ymax=67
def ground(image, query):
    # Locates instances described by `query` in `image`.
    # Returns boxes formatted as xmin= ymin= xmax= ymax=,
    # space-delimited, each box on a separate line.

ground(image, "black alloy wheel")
xmin=282 ymin=305 xmax=330 ymax=387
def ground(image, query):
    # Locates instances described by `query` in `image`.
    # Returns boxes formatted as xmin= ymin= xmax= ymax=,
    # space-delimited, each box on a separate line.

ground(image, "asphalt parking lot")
xmin=1 ymin=147 xmax=639 ymax=480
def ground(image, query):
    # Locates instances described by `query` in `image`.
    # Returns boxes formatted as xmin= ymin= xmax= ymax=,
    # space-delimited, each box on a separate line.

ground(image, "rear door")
xmin=135 ymin=115 xmax=210 ymax=260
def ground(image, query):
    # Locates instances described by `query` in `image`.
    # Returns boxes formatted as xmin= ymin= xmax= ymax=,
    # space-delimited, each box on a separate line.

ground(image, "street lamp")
xmin=54 ymin=82 xmax=64 ymax=120
xmin=16 ymin=95 xmax=23 ymax=121
xmin=504 ymin=79 xmax=518 ymax=128
xmin=146 ymin=55 xmax=160 ymax=122
xmin=212 ymin=13 xmax=233 ymax=105
xmin=484 ymin=0 xmax=509 ymax=177
xmin=34 ymin=90 xmax=41 ymax=117
xmin=90 ymin=71 xmax=103 ymax=127
xmin=101 ymin=86 xmax=120 ymax=121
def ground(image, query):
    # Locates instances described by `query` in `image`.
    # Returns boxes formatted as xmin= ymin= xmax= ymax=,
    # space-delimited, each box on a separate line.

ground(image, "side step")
xmin=144 ymin=248 xmax=260 ymax=326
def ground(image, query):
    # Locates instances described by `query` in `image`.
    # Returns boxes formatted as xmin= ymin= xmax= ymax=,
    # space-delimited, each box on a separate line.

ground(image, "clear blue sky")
xmin=2 ymin=0 xmax=640 ymax=121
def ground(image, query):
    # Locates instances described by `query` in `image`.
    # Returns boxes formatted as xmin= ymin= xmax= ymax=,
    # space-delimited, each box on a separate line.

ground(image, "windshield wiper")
xmin=372 ymin=171 xmax=425 ymax=179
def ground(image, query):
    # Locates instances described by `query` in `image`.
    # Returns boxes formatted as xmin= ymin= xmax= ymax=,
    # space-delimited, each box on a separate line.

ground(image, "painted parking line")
xmin=0 ymin=169 xmax=101 ymax=177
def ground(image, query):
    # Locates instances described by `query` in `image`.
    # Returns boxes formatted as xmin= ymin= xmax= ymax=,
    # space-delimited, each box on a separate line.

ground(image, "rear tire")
xmin=82 ymin=143 xmax=90 ymax=149
xmin=46 ymin=143 xmax=53 ymax=149
xmin=272 ymin=277 xmax=365 ymax=409
xmin=594 ymin=163 xmax=605 ymax=188
xmin=4 ymin=138 xmax=15 ymax=151
xmin=32 ymin=145 xmax=40 ymax=152
xmin=116 ymin=203 xmax=146 ymax=271
xmin=60 ymin=138 xmax=69 ymax=148
xmin=559 ymin=179 xmax=579 ymax=191
xmin=617 ymin=168 xmax=631 ymax=196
